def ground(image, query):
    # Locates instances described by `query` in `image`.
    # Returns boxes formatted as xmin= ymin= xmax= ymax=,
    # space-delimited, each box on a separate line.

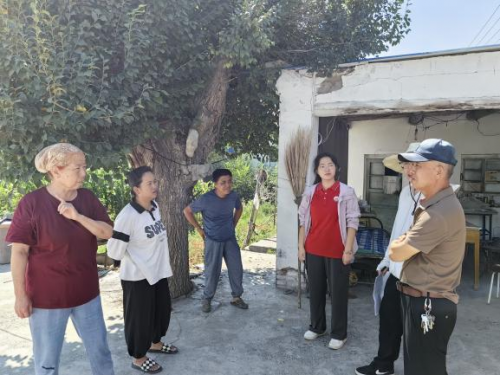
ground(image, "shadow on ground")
xmin=1 ymin=249 xmax=499 ymax=375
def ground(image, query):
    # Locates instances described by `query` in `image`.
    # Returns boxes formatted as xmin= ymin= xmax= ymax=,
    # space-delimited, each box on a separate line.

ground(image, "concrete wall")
xmin=314 ymin=51 xmax=500 ymax=117
xmin=275 ymin=70 xmax=319 ymax=289
xmin=348 ymin=114 xmax=500 ymax=236
xmin=348 ymin=114 xmax=500 ymax=194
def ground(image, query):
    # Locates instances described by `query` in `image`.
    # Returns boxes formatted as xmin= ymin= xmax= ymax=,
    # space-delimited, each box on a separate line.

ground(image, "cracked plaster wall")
xmin=314 ymin=51 xmax=500 ymax=116
xmin=275 ymin=70 xmax=320 ymax=289
xmin=276 ymin=50 xmax=500 ymax=288
xmin=348 ymin=113 xmax=500 ymax=236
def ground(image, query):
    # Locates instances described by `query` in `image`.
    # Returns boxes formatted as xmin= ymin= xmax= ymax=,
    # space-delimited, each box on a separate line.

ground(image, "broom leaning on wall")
xmin=284 ymin=127 xmax=312 ymax=308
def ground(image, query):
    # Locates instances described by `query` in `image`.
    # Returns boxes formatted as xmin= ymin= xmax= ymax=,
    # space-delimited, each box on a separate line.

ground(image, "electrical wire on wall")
xmin=406 ymin=111 xmax=500 ymax=140
xmin=475 ymin=119 xmax=500 ymax=136
xmin=317 ymin=117 xmax=337 ymax=147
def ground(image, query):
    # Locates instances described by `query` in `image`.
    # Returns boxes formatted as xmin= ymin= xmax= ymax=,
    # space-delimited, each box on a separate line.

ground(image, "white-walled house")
xmin=276 ymin=46 xmax=500 ymax=290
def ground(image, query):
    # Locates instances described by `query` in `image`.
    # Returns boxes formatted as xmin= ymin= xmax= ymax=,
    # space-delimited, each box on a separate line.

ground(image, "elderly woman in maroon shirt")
xmin=298 ymin=152 xmax=360 ymax=351
xmin=6 ymin=143 xmax=115 ymax=375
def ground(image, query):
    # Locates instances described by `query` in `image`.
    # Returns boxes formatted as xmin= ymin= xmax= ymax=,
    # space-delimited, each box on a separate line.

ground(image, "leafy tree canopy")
xmin=0 ymin=0 xmax=410 ymax=180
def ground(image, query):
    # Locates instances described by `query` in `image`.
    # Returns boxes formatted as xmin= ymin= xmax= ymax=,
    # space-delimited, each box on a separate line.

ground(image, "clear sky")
xmin=381 ymin=0 xmax=500 ymax=57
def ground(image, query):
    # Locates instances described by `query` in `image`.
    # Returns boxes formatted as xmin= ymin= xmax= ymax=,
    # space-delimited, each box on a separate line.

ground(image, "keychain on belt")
xmin=421 ymin=293 xmax=435 ymax=334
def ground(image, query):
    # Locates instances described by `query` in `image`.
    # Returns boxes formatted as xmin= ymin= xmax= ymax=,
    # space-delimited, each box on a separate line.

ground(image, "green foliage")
xmin=83 ymin=161 xmax=130 ymax=220
xmin=219 ymin=68 xmax=280 ymax=159
xmin=224 ymin=154 xmax=257 ymax=202
xmin=218 ymin=0 xmax=277 ymax=69
xmin=192 ymin=153 xmax=277 ymax=204
xmin=0 ymin=0 xmax=270 ymax=179
xmin=188 ymin=200 xmax=276 ymax=266
xmin=97 ymin=244 xmax=107 ymax=254
xmin=219 ymin=0 xmax=411 ymax=157
xmin=234 ymin=200 xmax=276 ymax=245
xmin=0 ymin=162 xmax=130 ymax=220
xmin=0 ymin=179 xmax=39 ymax=216
xmin=0 ymin=0 xmax=411 ymax=182
xmin=268 ymin=0 xmax=411 ymax=75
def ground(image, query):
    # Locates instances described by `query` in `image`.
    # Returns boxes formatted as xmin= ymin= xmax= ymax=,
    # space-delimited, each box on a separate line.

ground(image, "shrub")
xmin=193 ymin=153 xmax=277 ymax=205
xmin=188 ymin=153 xmax=277 ymax=266
xmin=0 ymin=162 xmax=130 ymax=221
xmin=84 ymin=162 xmax=130 ymax=220
xmin=0 ymin=180 xmax=38 ymax=217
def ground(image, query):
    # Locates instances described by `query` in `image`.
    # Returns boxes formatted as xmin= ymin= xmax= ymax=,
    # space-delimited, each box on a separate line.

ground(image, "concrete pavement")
xmin=1 ymin=250 xmax=499 ymax=375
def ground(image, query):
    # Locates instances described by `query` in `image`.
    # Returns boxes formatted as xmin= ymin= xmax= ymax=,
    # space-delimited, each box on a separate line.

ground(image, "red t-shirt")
xmin=6 ymin=187 xmax=113 ymax=309
xmin=305 ymin=183 xmax=344 ymax=259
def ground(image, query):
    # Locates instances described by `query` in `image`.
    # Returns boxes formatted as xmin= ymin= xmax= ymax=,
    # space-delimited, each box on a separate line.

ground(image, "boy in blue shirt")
xmin=183 ymin=169 xmax=248 ymax=313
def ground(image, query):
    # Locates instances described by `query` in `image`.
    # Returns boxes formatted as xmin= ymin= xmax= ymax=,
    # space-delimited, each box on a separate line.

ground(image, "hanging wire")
xmin=469 ymin=3 xmax=500 ymax=46
xmin=317 ymin=117 xmax=337 ymax=147
xmin=475 ymin=119 xmax=500 ymax=136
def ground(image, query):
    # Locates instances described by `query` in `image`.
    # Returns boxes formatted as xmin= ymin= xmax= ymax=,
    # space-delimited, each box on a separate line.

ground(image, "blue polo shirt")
xmin=189 ymin=190 xmax=242 ymax=242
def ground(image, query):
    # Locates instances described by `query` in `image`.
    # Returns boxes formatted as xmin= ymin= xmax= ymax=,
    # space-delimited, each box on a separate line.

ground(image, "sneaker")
xmin=328 ymin=338 xmax=347 ymax=350
xmin=303 ymin=330 xmax=326 ymax=341
xmin=230 ymin=297 xmax=249 ymax=309
xmin=201 ymin=299 xmax=211 ymax=313
xmin=355 ymin=363 xmax=394 ymax=375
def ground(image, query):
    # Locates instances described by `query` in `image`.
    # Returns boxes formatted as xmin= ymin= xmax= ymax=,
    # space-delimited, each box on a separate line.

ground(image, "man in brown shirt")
xmin=389 ymin=139 xmax=466 ymax=375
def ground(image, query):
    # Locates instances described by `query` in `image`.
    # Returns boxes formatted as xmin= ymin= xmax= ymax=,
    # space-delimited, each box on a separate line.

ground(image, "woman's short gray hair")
xmin=34 ymin=143 xmax=84 ymax=173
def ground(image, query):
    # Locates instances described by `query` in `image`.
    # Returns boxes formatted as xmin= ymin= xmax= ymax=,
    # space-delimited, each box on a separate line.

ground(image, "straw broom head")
xmin=284 ymin=127 xmax=312 ymax=204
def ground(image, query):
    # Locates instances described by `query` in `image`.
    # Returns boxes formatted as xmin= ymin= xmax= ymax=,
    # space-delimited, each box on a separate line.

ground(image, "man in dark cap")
xmin=389 ymin=139 xmax=465 ymax=375
xmin=355 ymin=143 xmax=421 ymax=375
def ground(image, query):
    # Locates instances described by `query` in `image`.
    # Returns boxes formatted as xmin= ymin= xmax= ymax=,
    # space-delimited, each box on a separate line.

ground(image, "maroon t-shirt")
xmin=6 ymin=187 xmax=113 ymax=309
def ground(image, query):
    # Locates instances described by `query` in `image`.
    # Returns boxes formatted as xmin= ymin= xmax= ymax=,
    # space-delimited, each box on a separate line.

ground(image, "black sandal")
xmin=131 ymin=358 xmax=162 ymax=373
xmin=148 ymin=343 xmax=179 ymax=354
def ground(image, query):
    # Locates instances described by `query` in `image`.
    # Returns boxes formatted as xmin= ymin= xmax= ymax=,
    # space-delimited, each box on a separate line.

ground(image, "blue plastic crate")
xmin=356 ymin=227 xmax=390 ymax=258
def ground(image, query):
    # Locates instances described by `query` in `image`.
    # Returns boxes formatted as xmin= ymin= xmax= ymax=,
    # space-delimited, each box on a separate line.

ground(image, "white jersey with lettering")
xmin=107 ymin=200 xmax=173 ymax=285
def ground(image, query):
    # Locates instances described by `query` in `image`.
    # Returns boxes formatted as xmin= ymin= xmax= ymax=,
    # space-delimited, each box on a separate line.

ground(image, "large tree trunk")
xmin=130 ymin=139 xmax=194 ymax=298
xmin=130 ymin=58 xmax=230 ymax=298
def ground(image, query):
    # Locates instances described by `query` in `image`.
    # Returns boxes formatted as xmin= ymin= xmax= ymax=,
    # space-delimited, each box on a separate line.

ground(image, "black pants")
xmin=401 ymin=293 xmax=457 ymax=375
xmin=122 ymin=277 xmax=171 ymax=359
xmin=372 ymin=274 xmax=403 ymax=371
xmin=306 ymin=253 xmax=350 ymax=340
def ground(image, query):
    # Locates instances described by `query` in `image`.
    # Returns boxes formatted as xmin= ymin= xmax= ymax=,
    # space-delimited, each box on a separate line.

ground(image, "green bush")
xmin=193 ymin=154 xmax=277 ymax=205
xmin=223 ymin=154 xmax=257 ymax=202
xmin=0 ymin=162 xmax=130 ymax=221
xmin=188 ymin=200 xmax=276 ymax=266
xmin=235 ymin=200 xmax=276 ymax=245
xmin=188 ymin=154 xmax=277 ymax=266
xmin=0 ymin=180 xmax=39 ymax=217
xmin=84 ymin=162 xmax=130 ymax=220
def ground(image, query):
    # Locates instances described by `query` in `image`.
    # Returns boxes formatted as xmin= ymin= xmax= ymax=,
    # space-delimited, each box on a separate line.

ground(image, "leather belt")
xmin=396 ymin=282 xmax=445 ymax=299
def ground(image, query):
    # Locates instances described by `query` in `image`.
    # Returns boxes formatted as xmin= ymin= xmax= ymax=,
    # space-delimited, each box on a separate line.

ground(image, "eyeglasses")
xmin=318 ymin=164 xmax=335 ymax=170
xmin=399 ymin=162 xmax=425 ymax=170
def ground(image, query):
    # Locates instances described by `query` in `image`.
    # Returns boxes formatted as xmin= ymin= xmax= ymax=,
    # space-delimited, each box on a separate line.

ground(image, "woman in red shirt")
xmin=298 ymin=152 xmax=360 ymax=350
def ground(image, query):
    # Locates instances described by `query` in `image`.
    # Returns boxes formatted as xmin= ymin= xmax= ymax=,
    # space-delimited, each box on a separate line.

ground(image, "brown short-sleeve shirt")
xmin=401 ymin=186 xmax=466 ymax=304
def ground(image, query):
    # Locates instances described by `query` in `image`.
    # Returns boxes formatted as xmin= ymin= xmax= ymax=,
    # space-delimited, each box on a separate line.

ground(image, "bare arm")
xmin=342 ymin=227 xmax=357 ymax=265
xmin=56 ymin=197 xmax=112 ymax=239
xmin=183 ymin=206 xmax=205 ymax=239
xmin=75 ymin=215 xmax=113 ymax=240
xmin=298 ymin=226 xmax=306 ymax=262
xmin=389 ymin=234 xmax=420 ymax=261
xmin=233 ymin=206 xmax=243 ymax=227
xmin=11 ymin=243 xmax=32 ymax=318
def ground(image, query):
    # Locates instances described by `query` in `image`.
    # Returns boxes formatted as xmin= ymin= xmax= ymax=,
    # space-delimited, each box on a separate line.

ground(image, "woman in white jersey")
xmin=108 ymin=166 xmax=178 ymax=374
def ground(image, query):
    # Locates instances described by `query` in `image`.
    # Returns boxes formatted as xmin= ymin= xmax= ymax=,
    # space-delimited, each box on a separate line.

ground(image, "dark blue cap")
xmin=398 ymin=138 xmax=457 ymax=166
